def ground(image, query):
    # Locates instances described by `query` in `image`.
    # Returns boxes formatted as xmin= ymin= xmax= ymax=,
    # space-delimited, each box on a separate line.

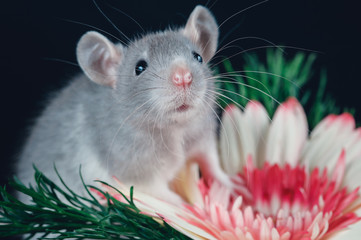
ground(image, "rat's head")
xmin=76 ymin=6 xmax=218 ymax=126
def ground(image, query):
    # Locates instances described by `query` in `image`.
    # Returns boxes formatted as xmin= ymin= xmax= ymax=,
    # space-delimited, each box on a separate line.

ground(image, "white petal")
xmin=219 ymin=105 xmax=243 ymax=175
xmin=331 ymin=150 xmax=346 ymax=190
xmin=266 ymin=98 xmax=308 ymax=166
xmin=245 ymin=232 xmax=255 ymax=240
xmin=310 ymin=222 xmax=320 ymax=240
xmin=220 ymin=103 xmax=270 ymax=174
xmin=302 ymin=113 xmax=355 ymax=171
xmin=168 ymin=221 xmax=218 ymax=240
xmin=243 ymin=101 xmax=270 ymax=167
xmin=345 ymin=128 xmax=361 ymax=163
xmin=271 ymin=228 xmax=280 ymax=240
xmin=233 ymin=105 xmax=254 ymax=170
xmin=260 ymin=220 xmax=271 ymax=239
xmin=344 ymin=156 xmax=361 ymax=192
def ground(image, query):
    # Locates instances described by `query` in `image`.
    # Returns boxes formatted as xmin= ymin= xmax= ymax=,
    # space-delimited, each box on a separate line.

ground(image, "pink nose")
xmin=172 ymin=68 xmax=192 ymax=87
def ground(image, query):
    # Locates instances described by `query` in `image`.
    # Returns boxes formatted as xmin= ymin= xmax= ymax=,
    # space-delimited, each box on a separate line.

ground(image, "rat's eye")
xmin=135 ymin=60 xmax=148 ymax=75
xmin=192 ymin=51 xmax=203 ymax=63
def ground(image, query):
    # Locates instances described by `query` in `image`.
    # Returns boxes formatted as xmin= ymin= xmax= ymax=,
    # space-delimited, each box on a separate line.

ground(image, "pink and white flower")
xmin=103 ymin=98 xmax=361 ymax=240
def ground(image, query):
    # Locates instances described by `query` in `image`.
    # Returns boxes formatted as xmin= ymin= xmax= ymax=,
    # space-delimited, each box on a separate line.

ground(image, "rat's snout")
xmin=172 ymin=67 xmax=193 ymax=88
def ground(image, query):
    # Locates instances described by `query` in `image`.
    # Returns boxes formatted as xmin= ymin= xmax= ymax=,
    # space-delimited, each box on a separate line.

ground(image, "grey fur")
xmin=17 ymin=5 xmax=231 ymax=203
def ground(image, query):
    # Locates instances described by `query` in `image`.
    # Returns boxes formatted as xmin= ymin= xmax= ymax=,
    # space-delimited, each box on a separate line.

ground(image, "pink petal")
xmin=332 ymin=149 xmax=346 ymax=190
xmin=220 ymin=231 xmax=237 ymax=240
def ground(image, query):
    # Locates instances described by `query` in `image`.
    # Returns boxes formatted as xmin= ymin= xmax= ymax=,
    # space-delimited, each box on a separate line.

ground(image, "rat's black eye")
xmin=135 ymin=60 xmax=148 ymax=75
xmin=192 ymin=51 xmax=203 ymax=63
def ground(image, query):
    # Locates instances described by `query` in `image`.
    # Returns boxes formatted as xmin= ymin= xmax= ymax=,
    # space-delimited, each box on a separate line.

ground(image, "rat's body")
xmin=17 ymin=6 xmax=230 ymax=202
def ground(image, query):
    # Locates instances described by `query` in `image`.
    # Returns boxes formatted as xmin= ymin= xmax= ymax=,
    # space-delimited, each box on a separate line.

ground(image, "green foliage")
xmin=0 ymin=166 xmax=190 ymax=239
xmin=216 ymin=49 xmax=355 ymax=128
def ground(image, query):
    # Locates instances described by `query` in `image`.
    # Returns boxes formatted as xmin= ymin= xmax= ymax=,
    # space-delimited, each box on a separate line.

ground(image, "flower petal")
xmin=344 ymin=156 xmax=361 ymax=193
xmin=103 ymin=98 xmax=361 ymax=240
xmin=265 ymin=97 xmax=308 ymax=166
xmin=219 ymin=105 xmax=243 ymax=175
xmin=111 ymin=179 xmax=219 ymax=240
xmin=328 ymin=209 xmax=361 ymax=240
xmin=242 ymin=101 xmax=270 ymax=167
xmin=219 ymin=102 xmax=270 ymax=174
xmin=302 ymin=113 xmax=356 ymax=172
xmin=332 ymin=149 xmax=346 ymax=190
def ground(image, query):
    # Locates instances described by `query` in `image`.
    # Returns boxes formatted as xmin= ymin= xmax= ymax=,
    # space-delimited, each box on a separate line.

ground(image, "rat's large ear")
xmin=182 ymin=5 xmax=218 ymax=63
xmin=76 ymin=31 xmax=123 ymax=88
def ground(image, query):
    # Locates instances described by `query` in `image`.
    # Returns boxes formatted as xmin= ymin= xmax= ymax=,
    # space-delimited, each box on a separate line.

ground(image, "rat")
xmin=16 ymin=5 xmax=232 ymax=203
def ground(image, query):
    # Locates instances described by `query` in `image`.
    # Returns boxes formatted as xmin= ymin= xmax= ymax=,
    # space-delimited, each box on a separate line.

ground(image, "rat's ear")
xmin=76 ymin=31 xmax=123 ymax=88
xmin=182 ymin=5 xmax=218 ymax=62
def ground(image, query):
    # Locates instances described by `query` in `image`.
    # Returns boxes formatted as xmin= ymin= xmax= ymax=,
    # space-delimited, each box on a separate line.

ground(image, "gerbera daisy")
xmin=102 ymin=98 xmax=361 ymax=240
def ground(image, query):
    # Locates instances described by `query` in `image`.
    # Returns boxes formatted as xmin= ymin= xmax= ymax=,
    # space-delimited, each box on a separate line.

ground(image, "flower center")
xmin=187 ymin=162 xmax=361 ymax=240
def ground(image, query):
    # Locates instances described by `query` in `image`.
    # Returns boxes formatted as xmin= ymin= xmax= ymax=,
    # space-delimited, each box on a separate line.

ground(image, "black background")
xmin=0 ymin=0 xmax=360 ymax=236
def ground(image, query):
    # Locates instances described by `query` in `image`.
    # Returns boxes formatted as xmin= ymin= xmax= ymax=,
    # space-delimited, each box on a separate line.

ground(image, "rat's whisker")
xmin=210 ymin=45 xmax=321 ymax=69
xmin=215 ymin=70 xmax=298 ymax=88
xmin=218 ymin=0 xmax=269 ymax=30
xmin=212 ymin=85 xmax=280 ymax=110
xmin=208 ymin=74 xmax=273 ymax=95
xmin=105 ymin=3 xmax=145 ymax=33
xmin=213 ymin=45 xmax=245 ymax=58
xmin=218 ymin=22 xmax=242 ymax=47
xmin=215 ymin=36 xmax=284 ymax=56
xmin=201 ymin=0 xmax=269 ymax=55
xmin=43 ymin=57 xmax=79 ymax=67
xmin=203 ymin=92 xmax=245 ymax=149
xmin=59 ymin=18 xmax=128 ymax=46
xmin=208 ymin=89 xmax=273 ymax=122
xmin=125 ymin=87 xmax=167 ymax=99
xmin=92 ymin=0 xmax=132 ymax=45
xmin=207 ymin=0 xmax=219 ymax=10
xmin=207 ymin=89 xmax=245 ymax=111
xmin=138 ymin=100 xmax=160 ymax=130
xmin=211 ymin=77 xmax=280 ymax=105
xmin=147 ymin=71 xmax=168 ymax=82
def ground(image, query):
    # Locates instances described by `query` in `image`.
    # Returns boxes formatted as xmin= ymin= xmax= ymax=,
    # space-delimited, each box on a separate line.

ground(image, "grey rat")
xmin=16 ymin=5 xmax=232 ymax=203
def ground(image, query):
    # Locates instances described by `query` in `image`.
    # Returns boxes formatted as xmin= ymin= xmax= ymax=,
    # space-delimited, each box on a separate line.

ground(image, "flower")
xmin=102 ymin=98 xmax=361 ymax=240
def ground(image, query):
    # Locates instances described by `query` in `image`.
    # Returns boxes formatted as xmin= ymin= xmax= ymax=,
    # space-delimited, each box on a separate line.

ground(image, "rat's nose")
xmin=172 ymin=67 xmax=193 ymax=87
